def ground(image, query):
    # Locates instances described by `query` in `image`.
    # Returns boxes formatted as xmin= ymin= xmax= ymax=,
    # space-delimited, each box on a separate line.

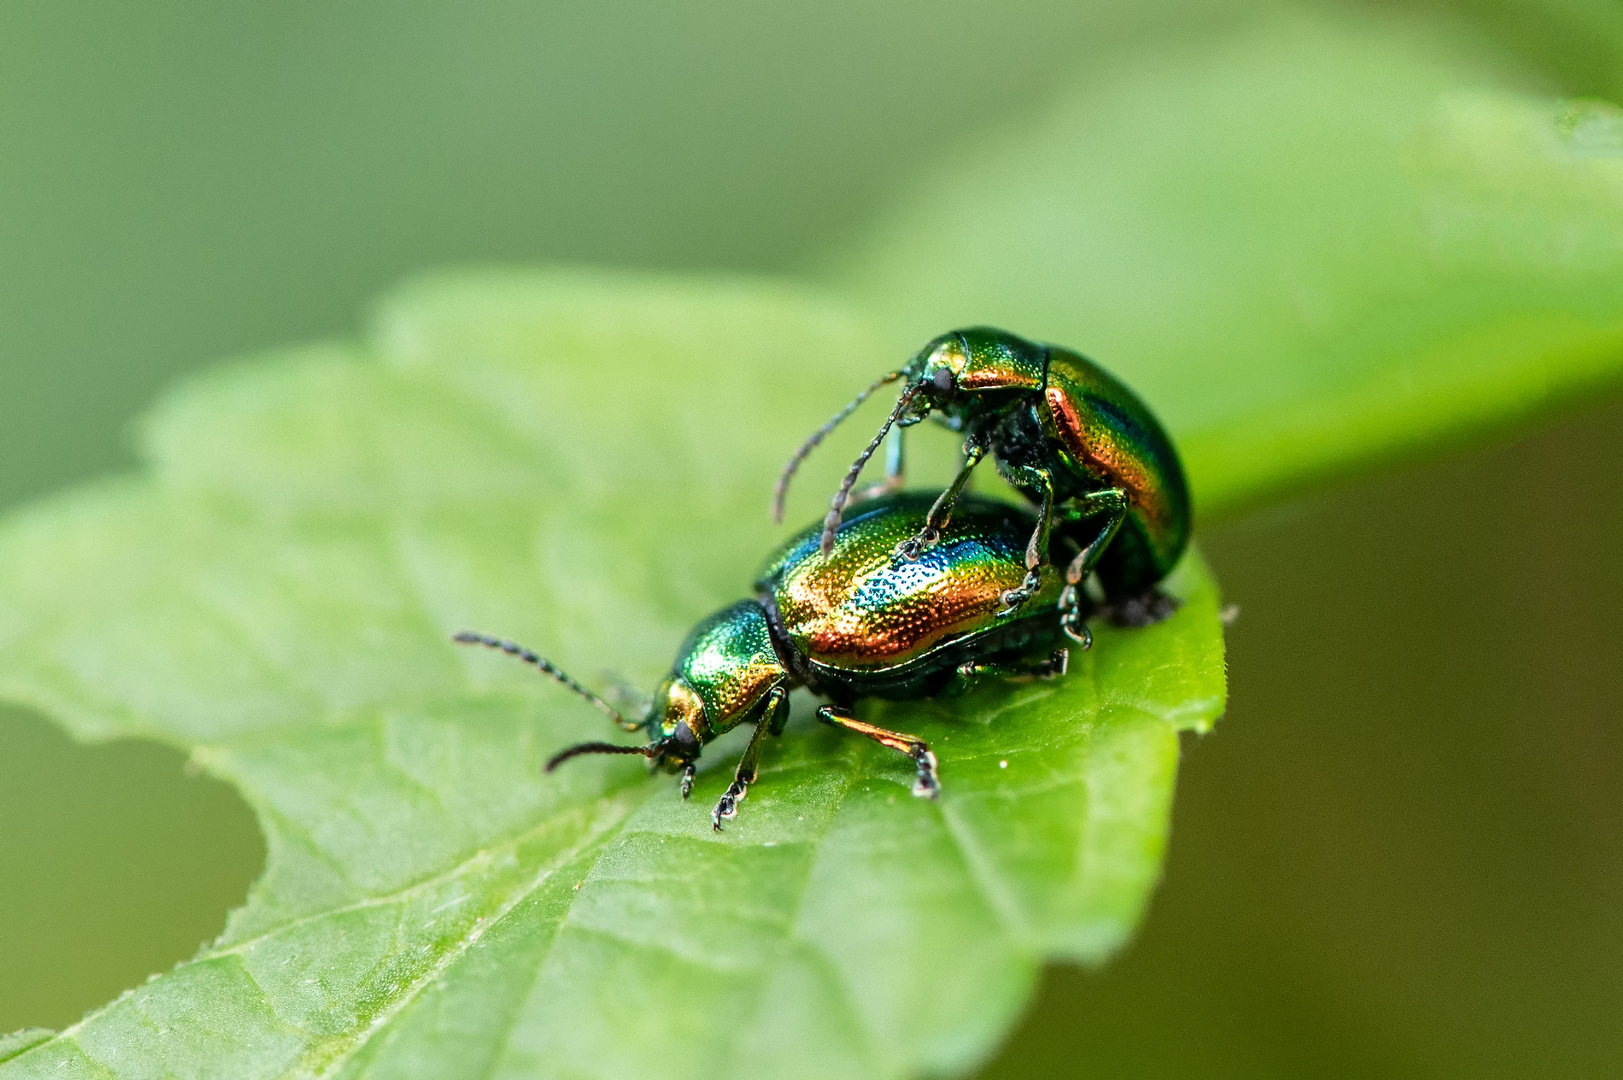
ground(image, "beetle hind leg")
xmin=817 ymin=705 xmax=939 ymax=799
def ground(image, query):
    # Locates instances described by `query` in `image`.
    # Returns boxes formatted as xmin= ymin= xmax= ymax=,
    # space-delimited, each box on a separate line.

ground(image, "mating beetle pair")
xmin=457 ymin=328 xmax=1189 ymax=828
xmin=459 ymin=492 xmax=1069 ymax=828
xmin=776 ymin=326 xmax=1191 ymax=627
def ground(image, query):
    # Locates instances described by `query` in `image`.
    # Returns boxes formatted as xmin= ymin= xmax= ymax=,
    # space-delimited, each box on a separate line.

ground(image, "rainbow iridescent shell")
xmin=757 ymin=491 xmax=1063 ymax=690
xmin=911 ymin=328 xmax=1191 ymax=597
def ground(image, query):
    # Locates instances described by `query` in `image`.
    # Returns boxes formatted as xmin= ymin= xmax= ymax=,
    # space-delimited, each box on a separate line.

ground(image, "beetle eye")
xmin=932 ymin=367 xmax=955 ymax=394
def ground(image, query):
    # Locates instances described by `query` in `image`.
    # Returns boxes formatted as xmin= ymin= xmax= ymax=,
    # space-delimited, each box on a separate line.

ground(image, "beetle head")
xmin=537 ymin=677 xmax=701 ymax=776
xmin=772 ymin=326 xmax=1050 ymax=546
xmin=902 ymin=327 xmax=1048 ymax=428
xmin=644 ymin=674 xmax=706 ymax=773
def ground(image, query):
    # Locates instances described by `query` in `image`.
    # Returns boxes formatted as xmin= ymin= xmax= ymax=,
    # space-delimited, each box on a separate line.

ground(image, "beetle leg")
xmin=946 ymin=661 xmax=992 ymax=696
xmin=764 ymin=684 xmax=793 ymax=736
xmin=1059 ymin=585 xmax=1093 ymax=649
xmin=947 ymin=659 xmax=1017 ymax=694
xmin=949 ymin=648 xmax=1068 ymax=694
xmin=1058 ymin=487 xmax=1130 ymax=585
xmin=896 ymin=436 xmax=987 ymax=562
xmin=712 ymin=688 xmax=786 ymax=830
xmin=1029 ymin=648 xmax=1069 ymax=678
xmin=817 ymin=705 xmax=939 ymax=799
xmin=1026 ymin=475 xmax=1056 ymax=570
xmin=997 ymin=649 xmax=1072 ymax=680
xmin=1046 ymin=487 xmax=1129 ymax=643
xmin=999 ymin=474 xmax=1057 ymax=611
xmin=679 ymin=761 xmax=697 ymax=800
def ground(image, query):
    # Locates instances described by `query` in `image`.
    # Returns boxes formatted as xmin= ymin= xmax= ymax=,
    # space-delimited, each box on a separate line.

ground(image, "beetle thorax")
xmin=664 ymin=599 xmax=791 ymax=743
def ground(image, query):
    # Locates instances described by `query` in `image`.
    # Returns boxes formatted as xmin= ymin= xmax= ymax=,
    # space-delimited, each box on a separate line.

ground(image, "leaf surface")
xmin=0 ymin=271 xmax=1224 ymax=1080
xmin=832 ymin=12 xmax=1623 ymax=517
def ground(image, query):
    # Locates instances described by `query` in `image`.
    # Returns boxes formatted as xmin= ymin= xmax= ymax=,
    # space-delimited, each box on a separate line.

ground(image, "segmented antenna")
xmin=819 ymin=382 xmax=922 ymax=557
xmin=545 ymin=740 xmax=659 ymax=772
xmin=452 ymin=631 xmax=640 ymax=731
xmin=773 ymin=370 xmax=906 ymax=524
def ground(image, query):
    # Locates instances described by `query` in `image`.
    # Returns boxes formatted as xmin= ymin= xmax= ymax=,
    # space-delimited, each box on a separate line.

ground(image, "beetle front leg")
xmin=712 ymin=687 xmax=787 ymax=830
xmin=896 ymin=435 xmax=987 ymax=562
xmin=817 ymin=704 xmax=939 ymax=798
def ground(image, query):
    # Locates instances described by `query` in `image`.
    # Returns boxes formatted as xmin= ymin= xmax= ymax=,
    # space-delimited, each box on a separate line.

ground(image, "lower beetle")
xmin=455 ymin=491 xmax=1080 ymax=829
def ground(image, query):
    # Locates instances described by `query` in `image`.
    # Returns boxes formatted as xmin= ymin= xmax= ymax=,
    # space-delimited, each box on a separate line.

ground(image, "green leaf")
xmin=830 ymin=11 xmax=1623 ymax=518
xmin=0 ymin=1033 xmax=53 ymax=1067
xmin=0 ymin=270 xmax=1225 ymax=1079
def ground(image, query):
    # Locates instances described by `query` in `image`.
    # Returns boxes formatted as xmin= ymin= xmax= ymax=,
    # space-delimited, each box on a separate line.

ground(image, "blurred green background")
xmin=0 ymin=1 xmax=1619 ymax=1076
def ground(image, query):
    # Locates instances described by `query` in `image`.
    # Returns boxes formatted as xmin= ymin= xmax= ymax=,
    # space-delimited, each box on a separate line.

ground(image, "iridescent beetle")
xmin=455 ymin=491 xmax=1074 ymax=829
xmin=775 ymin=327 xmax=1191 ymax=630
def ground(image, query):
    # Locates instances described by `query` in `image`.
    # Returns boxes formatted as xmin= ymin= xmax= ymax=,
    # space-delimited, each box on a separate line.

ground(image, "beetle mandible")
xmin=775 ymin=327 xmax=1191 ymax=627
xmin=455 ymin=491 xmax=1075 ymax=829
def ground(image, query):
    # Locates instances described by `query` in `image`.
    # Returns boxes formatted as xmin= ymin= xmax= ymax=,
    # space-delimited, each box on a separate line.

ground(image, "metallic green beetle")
xmin=775 ymin=327 xmax=1191 ymax=628
xmin=455 ymin=491 xmax=1072 ymax=829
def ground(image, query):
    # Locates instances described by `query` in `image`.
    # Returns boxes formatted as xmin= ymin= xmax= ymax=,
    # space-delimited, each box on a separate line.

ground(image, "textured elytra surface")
xmin=0 ymin=271 xmax=1225 ymax=1080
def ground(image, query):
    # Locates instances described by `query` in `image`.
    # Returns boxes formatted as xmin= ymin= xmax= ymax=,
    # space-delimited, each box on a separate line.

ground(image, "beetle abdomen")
xmin=757 ymin=492 xmax=1062 ymax=673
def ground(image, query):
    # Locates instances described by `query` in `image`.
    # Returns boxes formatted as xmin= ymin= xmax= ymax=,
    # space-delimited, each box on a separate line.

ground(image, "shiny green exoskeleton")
xmin=776 ymin=327 xmax=1191 ymax=625
xmin=455 ymin=492 xmax=1071 ymax=829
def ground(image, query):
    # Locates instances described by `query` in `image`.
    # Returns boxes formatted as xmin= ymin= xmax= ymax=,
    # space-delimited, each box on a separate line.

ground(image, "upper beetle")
xmin=775 ymin=327 xmax=1191 ymax=625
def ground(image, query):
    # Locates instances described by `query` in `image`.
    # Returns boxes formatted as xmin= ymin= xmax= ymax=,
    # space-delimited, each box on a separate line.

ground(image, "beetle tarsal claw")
xmin=911 ymin=749 xmax=940 ymax=799
xmin=892 ymin=526 xmax=940 ymax=563
xmin=998 ymin=568 xmax=1045 ymax=613
xmin=711 ymin=781 xmax=748 ymax=830
xmin=1062 ymin=616 xmax=1093 ymax=650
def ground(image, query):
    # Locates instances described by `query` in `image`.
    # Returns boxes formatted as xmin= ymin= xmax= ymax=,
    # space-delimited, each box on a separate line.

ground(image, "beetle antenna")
xmin=773 ymin=370 xmax=906 ymax=524
xmin=819 ymin=381 xmax=923 ymax=557
xmin=544 ymin=740 xmax=661 ymax=771
xmin=453 ymin=632 xmax=640 ymax=732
